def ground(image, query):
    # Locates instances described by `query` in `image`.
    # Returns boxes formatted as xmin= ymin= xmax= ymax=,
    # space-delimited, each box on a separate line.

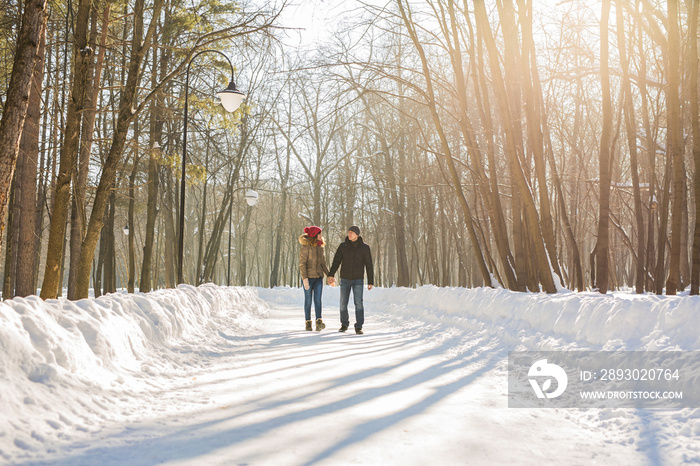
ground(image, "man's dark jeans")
xmin=304 ymin=277 xmax=324 ymax=321
xmin=339 ymin=278 xmax=364 ymax=330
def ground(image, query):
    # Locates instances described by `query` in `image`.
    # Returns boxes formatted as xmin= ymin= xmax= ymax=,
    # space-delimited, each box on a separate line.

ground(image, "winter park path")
xmin=2 ymin=285 xmax=699 ymax=465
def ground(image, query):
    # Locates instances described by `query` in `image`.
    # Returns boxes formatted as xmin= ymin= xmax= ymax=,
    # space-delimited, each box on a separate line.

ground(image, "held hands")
xmin=303 ymin=278 xmax=310 ymax=290
xmin=324 ymin=277 xmax=369 ymax=289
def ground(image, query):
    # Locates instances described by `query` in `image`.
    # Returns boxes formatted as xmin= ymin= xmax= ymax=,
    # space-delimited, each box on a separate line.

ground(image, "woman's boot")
xmin=305 ymin=320 xmax=313 ymax=331
xmin=315 ymin=318 xmax=326 ymax=331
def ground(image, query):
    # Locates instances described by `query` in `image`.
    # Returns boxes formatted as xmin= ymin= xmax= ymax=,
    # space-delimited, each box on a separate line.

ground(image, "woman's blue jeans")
xmin=304 ymin=277 xmax=324 ymax=320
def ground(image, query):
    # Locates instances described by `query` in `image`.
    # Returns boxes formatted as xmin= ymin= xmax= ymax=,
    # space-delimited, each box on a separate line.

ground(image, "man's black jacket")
xmin=329 ymin=236 xmax=374 ymax=285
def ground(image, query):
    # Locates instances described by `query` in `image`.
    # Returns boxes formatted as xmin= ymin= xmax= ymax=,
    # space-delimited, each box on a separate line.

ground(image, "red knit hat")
xmin=304 ymin=226 xmax=322 ymax=237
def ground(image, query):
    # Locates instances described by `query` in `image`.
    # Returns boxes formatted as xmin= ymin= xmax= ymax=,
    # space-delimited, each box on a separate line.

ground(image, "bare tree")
xmin=616 ymin=0 xmax=645 ymax=293
xmin=0 ymin=0 xmax=48 ymax=257
xmin=690 ymin=0 xmax=700 ymax=295
xmin=665 ymin=0 xmax=685 ymax=295
xmin=13 ymin=20 xmax=46 ymax=297
xmin=594 ymin=0 xmax=614 ymax=293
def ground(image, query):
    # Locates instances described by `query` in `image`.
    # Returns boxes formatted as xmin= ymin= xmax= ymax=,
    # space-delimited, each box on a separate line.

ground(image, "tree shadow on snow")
xmin=24 ymin=324 xmax=503 ymax=466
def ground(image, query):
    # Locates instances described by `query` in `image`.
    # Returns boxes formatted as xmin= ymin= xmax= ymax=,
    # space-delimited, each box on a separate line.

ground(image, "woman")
xmin=299 ymin=226 xmax=330 ymax=331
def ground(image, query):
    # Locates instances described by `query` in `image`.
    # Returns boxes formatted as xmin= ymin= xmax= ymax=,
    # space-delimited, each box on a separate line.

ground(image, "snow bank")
xmin=0 ymin=285 xmax=268 ymax=462
xmin=3 ymin=284 xmax=698 ymax=463
xmin=259 ymin=286 xmax=700 ymax=350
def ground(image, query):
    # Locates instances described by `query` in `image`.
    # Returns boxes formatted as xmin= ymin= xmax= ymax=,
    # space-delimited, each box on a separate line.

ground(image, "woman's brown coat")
xmin=299 ymin=234 xmax=330 ymax=279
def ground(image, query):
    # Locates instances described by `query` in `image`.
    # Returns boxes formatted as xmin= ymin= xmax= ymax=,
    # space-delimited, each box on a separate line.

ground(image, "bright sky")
xmin=279 ymin=0 xmax=388 ymax=48
xmin=279 ymin=0 xmax=343 ymax=47
xmin=277 ymin=0 xmax=583 ymax=51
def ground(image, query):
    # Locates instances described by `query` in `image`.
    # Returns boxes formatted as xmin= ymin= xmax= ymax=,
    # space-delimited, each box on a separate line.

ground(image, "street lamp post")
xmin=178 ymin=50 xmax=246 ymax=284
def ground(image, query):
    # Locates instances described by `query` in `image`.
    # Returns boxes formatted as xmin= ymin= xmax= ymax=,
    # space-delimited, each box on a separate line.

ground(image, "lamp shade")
xmin=245 ymin=190 xmax=259 ymax=206
xmin=217 ymin=80 xmax=246 ymax=112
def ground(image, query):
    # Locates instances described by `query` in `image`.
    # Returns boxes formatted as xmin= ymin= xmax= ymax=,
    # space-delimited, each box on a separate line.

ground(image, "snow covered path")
xmin=19 ymin=298 xmax=660 ymax=464
xmin=3 ymin=285 xmax=699 ymax=465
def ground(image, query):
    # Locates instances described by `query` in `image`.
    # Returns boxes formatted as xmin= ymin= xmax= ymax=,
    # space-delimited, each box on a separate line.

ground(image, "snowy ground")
xmin=1 ymin=284 xmax=699 ymax=465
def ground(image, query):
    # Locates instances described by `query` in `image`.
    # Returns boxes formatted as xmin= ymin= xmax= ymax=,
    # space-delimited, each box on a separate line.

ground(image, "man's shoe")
xmin=315 ymin=318 xmax=326 ymax=331
xmin=305 ymin=320 xmax=312 ymax=331
xmin=338 ymin=325 xmax=348 ymax=332
xmin=355 ymin=328 xmax=363 ymax=335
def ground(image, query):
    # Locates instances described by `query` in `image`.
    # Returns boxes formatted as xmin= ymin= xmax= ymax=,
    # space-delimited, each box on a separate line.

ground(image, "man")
xmin=328 ymin=225 xmax=374 ymax=334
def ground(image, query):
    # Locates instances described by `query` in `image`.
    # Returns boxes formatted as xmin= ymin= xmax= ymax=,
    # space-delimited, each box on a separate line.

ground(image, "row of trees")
xmin=0 ymin=0 xmax=699 ymax=297
xmin=0 ymin=0 xmax=280 ymax=299
xmin=362 ymin=0 xmax=699 ymax=295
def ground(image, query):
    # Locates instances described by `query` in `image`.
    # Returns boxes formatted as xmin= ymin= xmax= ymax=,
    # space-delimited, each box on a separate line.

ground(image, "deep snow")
xmin=1 ymin=284 xmax=699 ymax=465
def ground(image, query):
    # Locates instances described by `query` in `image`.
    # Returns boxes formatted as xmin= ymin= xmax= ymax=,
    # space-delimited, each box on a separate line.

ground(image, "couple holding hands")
xmin=298 ymin=225 xmax=374 ymax=334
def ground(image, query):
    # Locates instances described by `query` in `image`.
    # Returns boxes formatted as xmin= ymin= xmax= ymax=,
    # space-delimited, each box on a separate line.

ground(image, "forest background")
xmin=0 ymin=0 xmax=699 ymax=300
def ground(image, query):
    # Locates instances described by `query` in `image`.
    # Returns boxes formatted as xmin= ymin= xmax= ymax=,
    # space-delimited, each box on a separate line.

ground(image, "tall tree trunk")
xmin=203 ymin=187 xmax=233 ymax=283
xmin=74 ymin=0 xmax=165 ymax=299
xmin=40 ymin=0 xmax=95 ymax=299
xmin=398 ymin=0 xmax=493 ymax=288
xmin=655 ymin=146 xmax=673 ymax=294
xmin=269 ymin=186 xmax=288 ymax=288
xmin=680 ymin=176 xmax=690 ymax=288
xmin=140 ymin=12 xmax=167 ymax=293
xmin=0 ymin=0 xmax=49 ymax=255
xmin=140 ymin=137 xmax=160 ymax=293
xmin=666 ymin=0 xmax=684 ymax=295
xmin=14 ymin=24 xmax=46 ymax=297
xmin=468 ymin=8 xmax=520 ymax=290
xmin=270 ymin=142 xmax=290 ymax=288
xmin=636 ymin=0 xmax=657 ymax=292
xmin=394 ymin=58 xmax=411 ymax=288
xmin=202 ymin=121 xmax=248 ymax=283
xmin=616 ymin=0 xmax=646 ymax=293
xmin=452 ymin=0 xmax=518 ymax=289
xmin=162 ymin=168 xmax=177 ymax=288
xmin=94 ymin=205 xmax=108 ymax=298
xmin=502 ymin=0 xmax=539 ymax=289
xmin=388 ymin=151 xmax=410 ymax=288
xmin=196 ymin=138 xmax=210 ymax=284
xmin=473 ymin=0 xmax=556 ymax=292
xmin=690 ymin=0 xmax=700 ymax=295
xmin=57 ymin=221 xmax=69 ymax=296
xmin=343 ymin=153 xmax=356 ymax=228
xmin=312 ymin=166 xmax=322 ymax=226
xmin=68 ymin=3 xmax=108 ymax=299
xmin=511 ymin=0 xmax=563 ymax=286
xmin=535 ymin=64 xmax=583 ymax=290
xmin=34 ymin=38 xmax=52 ymax=292
xmin=361 ymin=97 xmax=410 ymax=287
xmin=595 ymin=0 xmax=614 ymax=293
xmin=238 ymin=205 xmax=252 ymax=285
xmin=127 ymin=123 xmax=140 ymax=293
xmin=489 ymin=0 xmax=530 ymax=290
xmin=103 ymin=191 xmax=116 ymax=294
xmin=3 ymin=182 xmax=17 ymax=299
